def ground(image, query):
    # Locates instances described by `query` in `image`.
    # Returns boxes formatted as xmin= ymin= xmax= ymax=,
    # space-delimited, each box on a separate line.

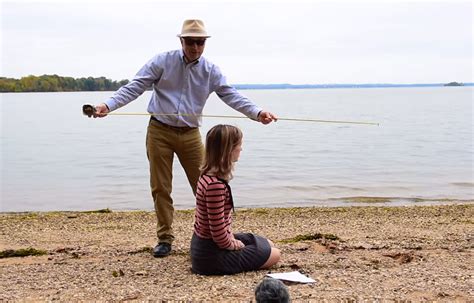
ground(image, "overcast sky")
xmin=1 ymin=0 xmax=472 ymax=84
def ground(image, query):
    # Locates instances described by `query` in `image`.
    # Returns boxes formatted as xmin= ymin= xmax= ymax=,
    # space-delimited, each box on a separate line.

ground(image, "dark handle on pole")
xmin=82 ymin=104 xmax=96 ymax=117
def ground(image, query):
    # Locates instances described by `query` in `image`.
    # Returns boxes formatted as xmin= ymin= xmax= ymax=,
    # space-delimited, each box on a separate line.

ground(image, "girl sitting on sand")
xmin=190 ymin=124 xmax=281 ymax=275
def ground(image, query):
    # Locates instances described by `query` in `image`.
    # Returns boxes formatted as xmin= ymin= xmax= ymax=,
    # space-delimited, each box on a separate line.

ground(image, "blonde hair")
xmin=201 ymin=124 xmax=243 ymax=180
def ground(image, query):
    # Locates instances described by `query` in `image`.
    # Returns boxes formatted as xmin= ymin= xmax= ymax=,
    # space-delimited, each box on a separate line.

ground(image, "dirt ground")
xmin=1 ymin=204 xmax=473 ymax=301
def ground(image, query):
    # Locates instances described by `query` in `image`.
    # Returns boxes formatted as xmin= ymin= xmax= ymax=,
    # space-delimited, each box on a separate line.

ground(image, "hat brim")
xmin=177 ymin=33 xmax=211 ymax=38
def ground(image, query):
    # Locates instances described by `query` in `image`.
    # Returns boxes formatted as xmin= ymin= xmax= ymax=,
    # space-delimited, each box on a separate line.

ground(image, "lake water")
xmin=1 ymin=87 xmax=473 ymax=212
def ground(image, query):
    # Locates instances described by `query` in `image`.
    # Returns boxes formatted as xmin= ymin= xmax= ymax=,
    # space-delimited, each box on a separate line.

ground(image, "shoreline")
xmin=2 ymin=198 xmax=472 ymax=214
xmin=1 ymin=204 xmax=473 ymax=301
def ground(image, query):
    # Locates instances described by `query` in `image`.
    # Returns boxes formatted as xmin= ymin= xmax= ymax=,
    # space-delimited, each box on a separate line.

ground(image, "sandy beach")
xmin=1 ymin=204 xmax=473 ymax=301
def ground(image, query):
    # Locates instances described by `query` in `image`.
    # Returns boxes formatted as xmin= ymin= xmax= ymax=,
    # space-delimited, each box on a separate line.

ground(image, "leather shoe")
xmin=153 ymin=243 xmax=171 ymax=258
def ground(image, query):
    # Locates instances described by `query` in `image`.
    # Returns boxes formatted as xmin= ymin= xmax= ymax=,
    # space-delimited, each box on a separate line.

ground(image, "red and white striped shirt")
xmin=194 ymin=175 xmax=240 ymax=250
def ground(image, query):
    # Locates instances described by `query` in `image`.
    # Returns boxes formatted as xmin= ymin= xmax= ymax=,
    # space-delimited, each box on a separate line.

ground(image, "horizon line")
xmin=1 ymin=75 xmax=472 ymax=86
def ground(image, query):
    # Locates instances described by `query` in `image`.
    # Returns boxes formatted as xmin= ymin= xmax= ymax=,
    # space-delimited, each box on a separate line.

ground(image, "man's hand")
xmin=93 ymin=103 xmax=110 ymax=118
xmin=257 ymin=111 xmax=278 ymax=125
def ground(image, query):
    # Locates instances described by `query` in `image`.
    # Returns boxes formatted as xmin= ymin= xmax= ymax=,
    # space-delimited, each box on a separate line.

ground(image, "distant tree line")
xmin=0 ymin=75 xmax=129 ymax=92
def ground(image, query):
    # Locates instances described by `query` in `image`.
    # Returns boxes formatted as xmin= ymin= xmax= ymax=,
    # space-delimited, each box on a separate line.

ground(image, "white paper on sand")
xmin=266 ymin=271 xmax=316 ymax=283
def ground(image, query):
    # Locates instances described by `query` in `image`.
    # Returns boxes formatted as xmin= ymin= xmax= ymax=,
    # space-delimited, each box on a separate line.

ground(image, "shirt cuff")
xmin=252 ymin=108 xmax=263 ymax=121
xmin=104 ymin=99 xmax=117 ymax=112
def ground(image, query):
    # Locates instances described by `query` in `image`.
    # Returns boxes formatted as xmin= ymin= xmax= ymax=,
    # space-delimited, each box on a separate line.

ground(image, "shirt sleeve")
xmin=105 ymin=55 xmax=164 ymax=112
xmin=211 ymin=65 xmax=262 ymax=121
xmin=205 ymin=181 xmax=238 ymax=250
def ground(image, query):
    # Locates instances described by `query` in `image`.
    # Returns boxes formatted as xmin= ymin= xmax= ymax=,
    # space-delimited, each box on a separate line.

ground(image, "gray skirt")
xmin=190 ymin=232 xmax=272 ymax=275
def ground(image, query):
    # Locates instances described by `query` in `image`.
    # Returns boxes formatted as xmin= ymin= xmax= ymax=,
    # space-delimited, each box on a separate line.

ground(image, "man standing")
xmin=91 ymin=19 xmax=277 ymax=257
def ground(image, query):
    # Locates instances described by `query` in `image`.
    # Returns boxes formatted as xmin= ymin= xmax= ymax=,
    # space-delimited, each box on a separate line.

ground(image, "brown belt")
xmin=150 ymin=116 xmax=197 ymax=131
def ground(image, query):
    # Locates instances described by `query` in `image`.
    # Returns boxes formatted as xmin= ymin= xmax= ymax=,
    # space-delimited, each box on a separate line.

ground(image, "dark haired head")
xmin=200 ymin=124 xmax=242 ymax=180
xmin=255 ymin=278 xmax=290 ymax=303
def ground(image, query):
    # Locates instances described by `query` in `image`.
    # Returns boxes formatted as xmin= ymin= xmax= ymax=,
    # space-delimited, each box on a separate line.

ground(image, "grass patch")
xmin=177 ymin=209 xmax=194 ymax=215
xmin=112 ymin=269 xmax=124 ymax=277
xmin=81 ymin=208 xmax=112 ymax=214
xmin=14 ymin=213 xmax=40 ymax=220
xmin=128 ymin=247 xmax=153 ymax=255
xmin=0 ymin=248 xmax=48 ymax=258
xmin=252 ymin=208 xmax=270 ymax=215
xmin=279 ymin=233 xmax=340 ymax=243
xmin=173 ymin=250 xmax=189 ymax=256
xmin=344 ymin=197 xmax=392 ymax=203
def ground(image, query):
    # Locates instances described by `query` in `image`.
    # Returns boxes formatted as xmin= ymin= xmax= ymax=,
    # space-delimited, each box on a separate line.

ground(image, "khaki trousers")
xmin=146 ymin=118 xmax=203 ymax=244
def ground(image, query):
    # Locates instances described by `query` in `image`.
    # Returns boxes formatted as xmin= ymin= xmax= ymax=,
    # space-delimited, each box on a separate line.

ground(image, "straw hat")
xmin=177 ymin=19 xmax=211 ymax=38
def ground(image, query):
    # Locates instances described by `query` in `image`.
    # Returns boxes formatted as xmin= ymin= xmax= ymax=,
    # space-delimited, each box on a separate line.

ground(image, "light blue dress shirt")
xmin=105 ymin=49 xmax=262 ymax=127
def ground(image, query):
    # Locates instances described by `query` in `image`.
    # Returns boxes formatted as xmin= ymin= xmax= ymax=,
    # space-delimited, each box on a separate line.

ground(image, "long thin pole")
xmin=105 ymin=112 xmax=380 ymax=126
